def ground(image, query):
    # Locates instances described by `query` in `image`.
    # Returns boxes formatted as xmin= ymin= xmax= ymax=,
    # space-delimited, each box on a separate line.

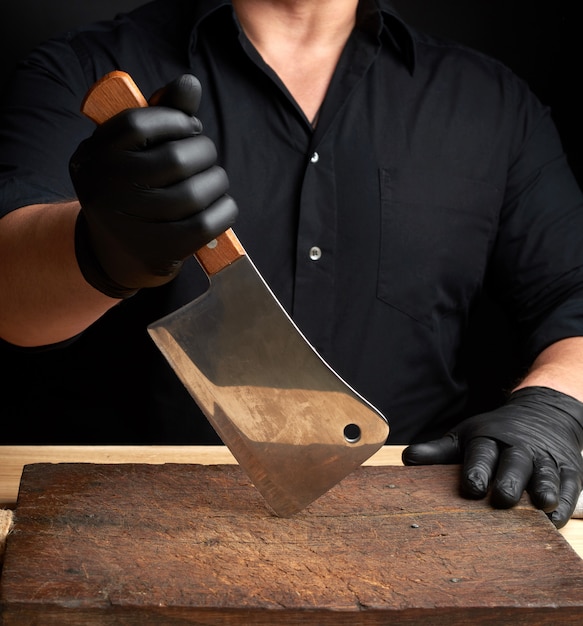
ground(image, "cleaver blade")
xmin=82 ymin=71 xmax=390 ymax=516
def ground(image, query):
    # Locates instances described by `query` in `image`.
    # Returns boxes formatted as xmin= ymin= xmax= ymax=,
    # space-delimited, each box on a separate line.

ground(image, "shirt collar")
xmin=188 ymin=0 xmax=234 ymax=50
xmin=359 ymin=0 xmax=416 ymax=73
xmin=188 ymin=0 xmax=416 ymax=74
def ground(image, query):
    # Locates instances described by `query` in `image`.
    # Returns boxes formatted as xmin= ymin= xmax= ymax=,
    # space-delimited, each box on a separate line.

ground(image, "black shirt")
xmin=1 ymin=0 xmax=583 ymax=444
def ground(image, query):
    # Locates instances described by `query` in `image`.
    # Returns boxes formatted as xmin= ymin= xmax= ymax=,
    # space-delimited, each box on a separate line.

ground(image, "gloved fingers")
xmin=182 ymin=194 xmax=239 ymax=249
xmin=460 ymin=436 xmax=499 ymax=499
xmin=121 ymin=194 xmax=238 ymax=264
xmin=107 ymin=135 xmax=218 ymax=189
xmin=549 ymin=468 xmax=583 ymax=529
xmin=122 ymin=165 xmax=230 ymax=221
xmin=149 ymin=74 xmax=202 ymax=117
xmin=489 ymin=445 xmax=533 ymax=509
xmin=402 ymin=433 xmax=461 ymax=466
xmin=166 ymin=165 xmax=231 ymax=217
xmin=94 ymin=107 xmax=201 ymax=150
xmin=527 ymin=455 xmax=560 ymax=513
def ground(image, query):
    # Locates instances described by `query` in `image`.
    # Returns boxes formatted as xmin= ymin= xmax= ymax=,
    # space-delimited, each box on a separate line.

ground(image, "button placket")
xmin=293 ymin=140 xmax=336 ymax=352
xmin=308 ymin=153 xmax=322 ymax=261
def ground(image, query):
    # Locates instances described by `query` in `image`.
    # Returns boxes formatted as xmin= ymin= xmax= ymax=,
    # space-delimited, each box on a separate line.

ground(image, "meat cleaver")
xmin=82 ymin=71 xmax=389 ymax=516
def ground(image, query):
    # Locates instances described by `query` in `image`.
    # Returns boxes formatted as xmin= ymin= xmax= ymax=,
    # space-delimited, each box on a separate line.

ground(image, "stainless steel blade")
xmin=148 ymin=251 xmax=389 ymax=516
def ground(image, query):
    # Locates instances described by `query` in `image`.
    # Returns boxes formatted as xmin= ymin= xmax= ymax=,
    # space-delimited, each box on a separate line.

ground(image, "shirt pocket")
xmin=377 ymin=167 xmax=501 ymax=326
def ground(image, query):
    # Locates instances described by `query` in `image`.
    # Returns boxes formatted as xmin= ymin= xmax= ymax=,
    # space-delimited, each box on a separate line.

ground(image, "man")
xmin=1 ymin=0 xmax=582 ymax=527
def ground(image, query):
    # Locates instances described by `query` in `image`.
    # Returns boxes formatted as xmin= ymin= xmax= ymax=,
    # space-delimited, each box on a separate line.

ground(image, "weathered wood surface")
xmin=1 ymin=463 xmax=582 ymax=625
xmin=0 ymin=511 xmax=12 ymax=563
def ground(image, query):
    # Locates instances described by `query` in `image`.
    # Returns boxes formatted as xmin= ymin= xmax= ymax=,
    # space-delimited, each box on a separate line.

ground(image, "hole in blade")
xmin=344 ymin=423 xmax=361 ymax=444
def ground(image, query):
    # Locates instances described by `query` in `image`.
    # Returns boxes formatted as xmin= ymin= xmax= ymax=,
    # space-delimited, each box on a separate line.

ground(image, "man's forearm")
xmin=514 ymin=336 xmax=583 ymax=403
xmin=0 ymin=202 xmax=119 ymax=347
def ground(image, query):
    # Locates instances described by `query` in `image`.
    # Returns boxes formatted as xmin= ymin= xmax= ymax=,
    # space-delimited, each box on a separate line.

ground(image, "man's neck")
xmin=232 ymin=0 xmax=359 ymax=125
xmin=232 ymin=0 xmax=358 ymax=47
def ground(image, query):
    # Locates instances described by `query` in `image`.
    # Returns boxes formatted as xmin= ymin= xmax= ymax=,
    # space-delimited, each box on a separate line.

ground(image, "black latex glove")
xmin=402 ymin=386 xmax=583 ymax=528
xmin=70 ymin=74 xmax=238 ymax=298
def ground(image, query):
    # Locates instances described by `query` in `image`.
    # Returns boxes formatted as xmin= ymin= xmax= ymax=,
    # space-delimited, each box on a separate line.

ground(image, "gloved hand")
xmin=402 ymin=386 xmax=583 ymax=528
xmin=70 ymin=74 xmax=238 ymax=298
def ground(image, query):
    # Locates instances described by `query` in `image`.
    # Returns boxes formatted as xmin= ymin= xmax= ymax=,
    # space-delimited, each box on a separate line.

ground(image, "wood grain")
xmin=0 ymin=446 xmax=238 ymax=507
xmin=81 ymin=70 xmax=147 ymax=124
xmin=0 ymin=510 xmax=12 ymax=562
xmin=0 ymin=446 xmax=581 ymax=559
xmin=194 ymin=230 xmax=246 ymax=276
xmin=1 ymin=463 xmax=582 ymax=624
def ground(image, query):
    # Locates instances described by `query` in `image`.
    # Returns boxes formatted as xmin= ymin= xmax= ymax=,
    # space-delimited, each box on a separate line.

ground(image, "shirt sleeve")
xmin=0 ymin=37 xmax=96 ymax=216
xmin=488 ymin=79 xmax=583 ymax=362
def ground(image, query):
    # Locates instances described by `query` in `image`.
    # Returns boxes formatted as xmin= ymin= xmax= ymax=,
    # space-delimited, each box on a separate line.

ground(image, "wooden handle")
xmin=81 ymin=71 xmax=148 ymax=123
xmin=81 ymin=70 xmax=244 ymax=276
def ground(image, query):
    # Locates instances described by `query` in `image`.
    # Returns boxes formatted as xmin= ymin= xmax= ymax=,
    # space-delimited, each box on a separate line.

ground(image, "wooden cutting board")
xmin=1 ymin=463 xmax=582 ymax=625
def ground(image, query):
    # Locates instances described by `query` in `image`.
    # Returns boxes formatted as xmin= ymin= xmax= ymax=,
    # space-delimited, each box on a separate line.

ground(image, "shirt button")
xmin=309 ymin=246 xmax=322 ymax=261
xmin=310 ymin=152 xmax=319 ymax=163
